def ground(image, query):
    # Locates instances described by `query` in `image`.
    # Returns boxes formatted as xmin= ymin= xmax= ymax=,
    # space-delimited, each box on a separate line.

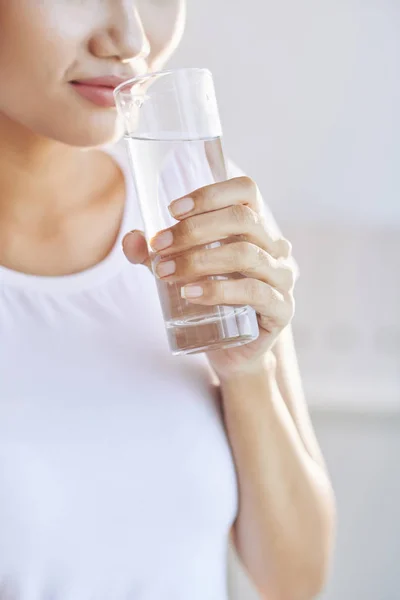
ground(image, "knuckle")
xmin=280 ymin=264 xmax=295 ymax=291
xmin=247 ymin=243 xmax=269 ymax=272
xmin=277 ymin=293 xmax=295 ymax=326
xmin=244 ymin=277 xmax=261 ymax=300
xmin=190 ymin=186 xmax=205 ymax=204
xmin=192 ymin=184 xmax=215 ymax=209
xmin=231 ymin=241 xmax=253 ymax=269
xmin=180 ymin=251 xmax=199 ymax=276
xmin=177 ymin=253 xmax=190 ymax=276
xmin=269 ymin=287 xmax=284 ymax=320
xmin=193 ymin=248 xmax=211 ymax=273
xmin=263 ymin=284 xmax=275 ymax=308
xmin=230 ymin=203 xmax=246 ymax=224
xmin=215 ymin=280 xmax=228 ymax=304
xmin=181 ymin=216 xmax=201 ymax=243
xmin=230 ymin=203 xmax=257 ymax=228
xmin=236 ymin=175 xmax=258 ymax=196
xmin=276 ymin=237 xmax=293 ymax=259
xmin=204 ymin=184 xmax=219 ymax=205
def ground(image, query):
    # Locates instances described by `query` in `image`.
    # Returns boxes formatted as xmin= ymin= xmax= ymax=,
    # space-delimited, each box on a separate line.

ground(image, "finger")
xmin=180 ymin=278 xmax=294 ymax=328
xmin=151 ymin=204 xmax=289 ymax=261
xmin=122 ymin=230 xmax=151 ymax=269
xmin=169 ymin=176 xmax=263 ymax=218
xmin=154 ymin=241 xmax=295 ymax=293
xmin=167 ymin=176 xmax=290 ymax=259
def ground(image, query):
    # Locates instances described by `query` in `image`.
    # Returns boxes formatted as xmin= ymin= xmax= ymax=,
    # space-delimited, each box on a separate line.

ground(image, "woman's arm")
xmin=122 ymin=177 xmax=336 ymax=599
xmin=220 ymin=326 xmax=335 ymax=600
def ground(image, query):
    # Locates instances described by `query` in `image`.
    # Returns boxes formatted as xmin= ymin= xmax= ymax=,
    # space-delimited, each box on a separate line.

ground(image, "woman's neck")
xmin=0 ymin=113 xmax=96 ymax=222
xmin=0 ymin=113 xmax=126 ymax=277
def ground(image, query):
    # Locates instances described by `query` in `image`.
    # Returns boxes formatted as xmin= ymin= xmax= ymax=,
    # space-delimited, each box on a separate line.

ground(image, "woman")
xmin=0 ymin=1 xmax=335 ymax=599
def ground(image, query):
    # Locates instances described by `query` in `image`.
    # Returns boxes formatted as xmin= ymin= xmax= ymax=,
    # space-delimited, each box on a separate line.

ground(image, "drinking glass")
xmin=114 ymin=68 xmax=259 ymax=355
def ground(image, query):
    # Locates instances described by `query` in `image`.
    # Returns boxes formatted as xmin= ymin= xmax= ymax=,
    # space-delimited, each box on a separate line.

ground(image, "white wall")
xmin=171 ymin=2 xmax=400 ymax=599
xmin=227 ymin=410 xmax=400 ymax=600
xmin=172 ymin=0 xmax=400 ymax=227
xmin=171 ymin=0 xmax=400 ymax=411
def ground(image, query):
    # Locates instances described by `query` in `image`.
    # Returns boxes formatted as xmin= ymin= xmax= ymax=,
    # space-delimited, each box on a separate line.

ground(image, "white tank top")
xmin=0 ymin=143 xmax=282 ymax=600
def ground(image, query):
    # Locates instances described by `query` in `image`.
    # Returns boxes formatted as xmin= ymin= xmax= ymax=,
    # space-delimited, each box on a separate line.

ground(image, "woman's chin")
xmin=45 ymin=109 xmax=124 ymax=148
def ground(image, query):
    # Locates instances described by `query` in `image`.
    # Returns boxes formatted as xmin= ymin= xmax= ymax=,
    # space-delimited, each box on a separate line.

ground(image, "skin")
xmin=0 ymin=0 xmax=185 ymax=276
xmin=0 ymin=1 xmax=335 ymax=598
xmin=0 ymin=0 xmax=185 ymax=146
xmin=125 ymin=188 xmax=336 ymax=600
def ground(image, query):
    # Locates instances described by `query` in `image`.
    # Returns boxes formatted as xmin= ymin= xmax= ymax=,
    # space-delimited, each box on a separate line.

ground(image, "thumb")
xmin=122 ymin=230 xmax=151 ymax=270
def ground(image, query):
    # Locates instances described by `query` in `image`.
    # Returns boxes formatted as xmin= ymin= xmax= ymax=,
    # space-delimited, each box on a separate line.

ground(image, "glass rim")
xmin=113 ymin=67 xmax=211 ymax=98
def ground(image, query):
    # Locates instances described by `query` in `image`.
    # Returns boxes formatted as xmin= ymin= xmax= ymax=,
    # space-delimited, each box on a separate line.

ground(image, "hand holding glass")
xmin=114 ymin=68 xmax=259 ymax=355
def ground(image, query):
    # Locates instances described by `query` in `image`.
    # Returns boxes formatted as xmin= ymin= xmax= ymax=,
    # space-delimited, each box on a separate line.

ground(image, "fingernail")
xmin=156 ymin=260 xmax=176 ymax=278
xmin=123 ymin=229 xmax=140 ymax=243
xmin=169 ymin=197 xmax=195 ymax=217
xmin=151 ymin=230 xmax=173 ymax=251
xmin=181 ymin=285 xmax=204 ymax=299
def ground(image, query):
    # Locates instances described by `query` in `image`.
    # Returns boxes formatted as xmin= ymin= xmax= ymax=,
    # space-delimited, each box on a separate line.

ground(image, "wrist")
xmin=217 ymin=350 xmax=277 ymax=390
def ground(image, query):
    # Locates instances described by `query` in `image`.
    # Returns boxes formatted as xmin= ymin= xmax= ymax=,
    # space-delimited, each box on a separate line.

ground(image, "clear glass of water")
xmin=114 ymin=68 xmax=259 ymax=355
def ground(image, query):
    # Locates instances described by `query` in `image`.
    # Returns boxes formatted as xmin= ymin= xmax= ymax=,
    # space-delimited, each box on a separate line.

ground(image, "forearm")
xmin=219 ymin=353 xmax=335 ymax=600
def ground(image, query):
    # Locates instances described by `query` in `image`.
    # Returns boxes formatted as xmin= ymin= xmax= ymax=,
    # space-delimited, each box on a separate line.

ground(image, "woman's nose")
xmin=89 ymin=2 xmax=150 ymax=64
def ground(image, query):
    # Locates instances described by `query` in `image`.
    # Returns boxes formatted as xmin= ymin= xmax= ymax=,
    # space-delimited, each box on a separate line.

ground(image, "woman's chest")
xmin=0 ymin=277 xmax=238 ymax=573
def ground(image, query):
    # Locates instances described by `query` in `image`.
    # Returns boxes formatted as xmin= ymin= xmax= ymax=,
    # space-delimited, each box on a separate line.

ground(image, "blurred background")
xmin=172 ymin=1 xmax=400 ymax=599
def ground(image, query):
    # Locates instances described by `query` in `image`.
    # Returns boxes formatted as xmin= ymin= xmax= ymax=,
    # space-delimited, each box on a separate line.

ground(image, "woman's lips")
xmin=70 ymin=81 xmax=117 ymax=108
xmin=70 ymin=77 xmax=131 ymax=108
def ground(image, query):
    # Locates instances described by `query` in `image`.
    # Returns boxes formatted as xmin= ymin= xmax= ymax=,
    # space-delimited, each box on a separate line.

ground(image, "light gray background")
xmin=171 ymin=2 xmax=400 ymax=599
